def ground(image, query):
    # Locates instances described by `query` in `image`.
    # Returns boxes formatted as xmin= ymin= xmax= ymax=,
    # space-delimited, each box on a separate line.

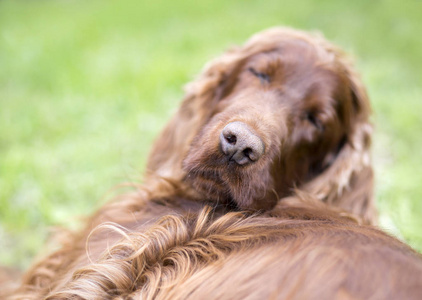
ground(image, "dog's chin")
xmin=183 ymin=157 xmax=235 ymax=205
xmin=184 ymin=168 xmax=230 ymax=201
xmin=183 ymin=153 xmax=277 ymax=210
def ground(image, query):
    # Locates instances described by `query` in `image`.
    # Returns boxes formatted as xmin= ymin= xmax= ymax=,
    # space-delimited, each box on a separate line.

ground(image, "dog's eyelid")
xmin=248 ymin=67 xmax=271 ymax=84
xmin=305 ymin=112 xmax=324 ymax=131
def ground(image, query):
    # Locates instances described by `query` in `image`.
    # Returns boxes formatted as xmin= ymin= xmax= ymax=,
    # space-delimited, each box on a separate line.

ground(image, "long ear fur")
xmin=301 ymin=53 xmax=375 ymax=225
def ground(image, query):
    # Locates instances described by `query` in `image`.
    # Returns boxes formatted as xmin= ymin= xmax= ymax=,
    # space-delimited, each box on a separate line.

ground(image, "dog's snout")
xmin=220 ymin=121 xmax=264 ymax=165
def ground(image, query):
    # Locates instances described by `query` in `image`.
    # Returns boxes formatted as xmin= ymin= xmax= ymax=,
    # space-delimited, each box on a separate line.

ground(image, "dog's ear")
xmin=301 ymin=57 xmax=376 ymax=225
xmin=145 ymin=48 xmax=247 ymax=182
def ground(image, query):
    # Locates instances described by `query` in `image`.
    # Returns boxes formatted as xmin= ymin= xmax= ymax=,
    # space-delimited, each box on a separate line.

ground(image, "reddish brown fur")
xmin=15 ymin=197 xmax=422 ymax=299
xmin=9 ymin=28 xmax=385 ymax=299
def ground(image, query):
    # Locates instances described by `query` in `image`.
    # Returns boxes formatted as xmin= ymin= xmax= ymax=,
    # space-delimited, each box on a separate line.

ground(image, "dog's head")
xmin=147 ymin=28 xmax=373 ymax=221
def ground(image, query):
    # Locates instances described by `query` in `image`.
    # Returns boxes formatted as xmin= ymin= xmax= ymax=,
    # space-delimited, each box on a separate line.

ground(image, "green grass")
xmin=1 ymin=0 xmax=421 ymax=269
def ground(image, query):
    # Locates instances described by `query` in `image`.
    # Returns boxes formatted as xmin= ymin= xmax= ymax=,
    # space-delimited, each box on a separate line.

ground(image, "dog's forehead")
xmin=243 ymin=31 xmax=337 ymax=69
xmin=247 ymin=47 xmax=337 ymax=89
xmin=250 ymin=41 xmax=333 ymax=67
xmin=241 ymin=48 xmax=341 ymax=108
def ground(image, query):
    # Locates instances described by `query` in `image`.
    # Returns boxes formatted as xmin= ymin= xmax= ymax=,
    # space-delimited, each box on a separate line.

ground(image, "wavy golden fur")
xmin=9 ymin=27 xmax=387 ymax=299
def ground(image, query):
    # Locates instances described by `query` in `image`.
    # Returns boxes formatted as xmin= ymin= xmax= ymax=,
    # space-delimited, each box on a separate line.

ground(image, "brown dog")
xmin=12 ymin=27 xmax=379 ymax=299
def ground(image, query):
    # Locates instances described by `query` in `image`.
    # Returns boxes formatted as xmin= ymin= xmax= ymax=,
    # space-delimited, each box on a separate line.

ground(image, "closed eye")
xmin=248 ymin=68 xmax=270 ymax=84
xmin=306 ymin=113 xmax=324 ymax=131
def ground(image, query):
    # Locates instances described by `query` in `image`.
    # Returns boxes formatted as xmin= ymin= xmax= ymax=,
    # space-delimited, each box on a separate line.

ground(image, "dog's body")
xmin=10 ymin=27 xmax=411 ymax=299
xmin=19 ymin=197 xmax=422 ymax=299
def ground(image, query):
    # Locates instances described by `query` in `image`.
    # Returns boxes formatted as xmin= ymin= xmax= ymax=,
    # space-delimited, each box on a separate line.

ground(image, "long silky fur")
xmin=30 ymin=200 xmax=422 ymax=299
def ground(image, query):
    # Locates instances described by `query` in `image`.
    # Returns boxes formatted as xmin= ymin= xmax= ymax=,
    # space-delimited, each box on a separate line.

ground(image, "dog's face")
xmin=148 ymin=28 xmax=372 ymax=213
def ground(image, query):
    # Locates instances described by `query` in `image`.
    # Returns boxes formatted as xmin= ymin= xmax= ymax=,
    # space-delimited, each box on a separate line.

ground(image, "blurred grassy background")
xmin=1 ymin=0 xmax=421 ymax=269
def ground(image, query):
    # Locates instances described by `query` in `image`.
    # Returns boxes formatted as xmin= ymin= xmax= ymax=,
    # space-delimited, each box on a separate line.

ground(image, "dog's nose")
xmin=220 ymin=121 xmax=264 ymax=165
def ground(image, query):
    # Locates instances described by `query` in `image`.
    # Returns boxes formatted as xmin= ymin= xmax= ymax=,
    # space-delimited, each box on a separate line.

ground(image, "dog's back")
xmin=41 ymin=204 xmax=422 ymax=300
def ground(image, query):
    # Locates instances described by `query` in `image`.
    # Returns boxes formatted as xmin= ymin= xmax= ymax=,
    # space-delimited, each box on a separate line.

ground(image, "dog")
xmin=12 ymin=27 xmax=377 ymax=298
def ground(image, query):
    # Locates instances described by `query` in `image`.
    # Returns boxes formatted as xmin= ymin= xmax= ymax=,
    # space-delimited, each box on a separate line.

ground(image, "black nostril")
xmin=225 ymin=134 xmax=237 ymax=145
xmin=243 ymin=148 xmax=252 ymax=158
xmin=242 ymin=147 xmax=260 ymax=162
xmin=219 ymin=121 xmax=265 ymax=166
